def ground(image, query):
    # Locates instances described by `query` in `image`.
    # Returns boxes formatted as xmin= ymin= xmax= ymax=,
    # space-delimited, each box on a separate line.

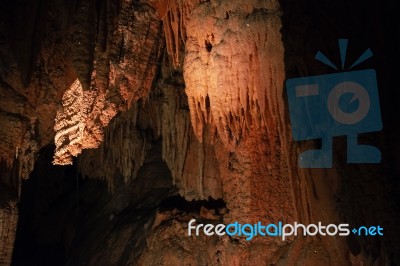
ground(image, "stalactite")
xmin=160 ymin=79 xmax=222 ymax=200
xmin=53 ymin=79 xmax=118 ymax=165
xmin=158 ymin=0 xmax=200 ymax=68
xmin=161 ymin=84 xmax=191 ymax=186
xmin=77 ymin=105 xmax=151 ymax=192
xmin=109 ymin=1 xmax=161 ymax=106
xmin=158 ymin=0 xmax=285 ymax=147
xmin=183 ymin=5 xmax=283 ymax=148
xmin=52 ymin=1 xmax=162 ymax=166
xmin=18 ymin=117 xmax=39 ymax=184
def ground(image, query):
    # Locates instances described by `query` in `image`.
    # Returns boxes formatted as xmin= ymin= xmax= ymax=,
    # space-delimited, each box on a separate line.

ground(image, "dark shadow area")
xmin=159 ymin=195 xmax=226 ymax=213
xmin=279 ymin=0 xmax=400 ymax=263
xmin=12 ymin=145 xmax=77 ymax=265
xmin=11 ymin=141 xmax=177 ymax=265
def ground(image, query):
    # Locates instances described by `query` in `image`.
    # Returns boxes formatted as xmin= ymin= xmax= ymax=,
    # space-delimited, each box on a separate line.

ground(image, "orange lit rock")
xmin=53 ymin=79 xmax=117 ymax=165
xmin=52 ymin=1 xmax=162 ymax=165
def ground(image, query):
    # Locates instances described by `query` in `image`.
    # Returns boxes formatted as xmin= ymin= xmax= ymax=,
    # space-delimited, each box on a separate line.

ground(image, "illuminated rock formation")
xmin=0 ymin=0 xmax=399 ymax=265
xmin=53 ymin=0 xmax=162 ymax=165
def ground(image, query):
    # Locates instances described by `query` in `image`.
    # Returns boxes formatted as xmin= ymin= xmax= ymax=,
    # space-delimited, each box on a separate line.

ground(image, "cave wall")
xmin=0 ymin=187 xmax=18 ymax=265
xmin=0 ymin=0 xmax=163 ymax=263
xmin=0 ymin=0 xmax=399 ymax=265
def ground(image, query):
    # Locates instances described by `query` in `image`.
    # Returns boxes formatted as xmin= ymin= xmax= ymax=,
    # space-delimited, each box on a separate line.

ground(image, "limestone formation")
xmin=0 ymin=0 xmax=398 ymax=265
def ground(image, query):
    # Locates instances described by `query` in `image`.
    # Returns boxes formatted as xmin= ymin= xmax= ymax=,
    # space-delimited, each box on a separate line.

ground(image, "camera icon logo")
xmin=286 ymin=39 xmax=382 ymax=168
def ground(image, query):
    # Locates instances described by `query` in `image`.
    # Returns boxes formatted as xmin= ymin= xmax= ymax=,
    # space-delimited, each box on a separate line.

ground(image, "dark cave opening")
xmin=12 ymin=145 xmax=79 ymax=266
xmin=159 ymin=195 xmax=226 ymax=214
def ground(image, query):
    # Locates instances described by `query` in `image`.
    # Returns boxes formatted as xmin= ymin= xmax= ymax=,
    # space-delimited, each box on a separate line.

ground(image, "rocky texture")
xmin=150 ymin=0 xmax=296 ymax=222
xmin=183 ymin=1 xmax=284 ymax=144
xmin=77 ymin=102 xmax=153 ymax=191
xmin=77 ymin=65 xmax=224 ymax=197
xmin=1 ymin=0 xmax=400 ymax=265
xmin=53 ymin=78 xmax=118 ymax=165
xmin=0 ymin=186 xmax=18 ymax=266
xmin=0 ymin=0 xmax=163 ymax=169
xmin=53 ymin=0 xmax=163 ymax=165
xmin=159 ymin=73 xmax=223 ymax=201
xmin=1 ymin=0 xmax=162 ymax=263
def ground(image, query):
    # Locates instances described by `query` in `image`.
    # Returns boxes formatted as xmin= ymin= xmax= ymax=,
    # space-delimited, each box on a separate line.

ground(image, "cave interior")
xmin=0 ymin=0 xmax=400 ymax=265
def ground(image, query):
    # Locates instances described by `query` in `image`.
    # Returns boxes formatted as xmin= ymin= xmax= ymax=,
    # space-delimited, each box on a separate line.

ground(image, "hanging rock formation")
xmin=0 ymin=0 xmax=399 ymax=265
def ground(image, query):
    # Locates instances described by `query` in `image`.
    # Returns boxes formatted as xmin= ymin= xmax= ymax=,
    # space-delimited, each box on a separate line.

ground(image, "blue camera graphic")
xmin=286 ymin=40 xmax=382 ymax=168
